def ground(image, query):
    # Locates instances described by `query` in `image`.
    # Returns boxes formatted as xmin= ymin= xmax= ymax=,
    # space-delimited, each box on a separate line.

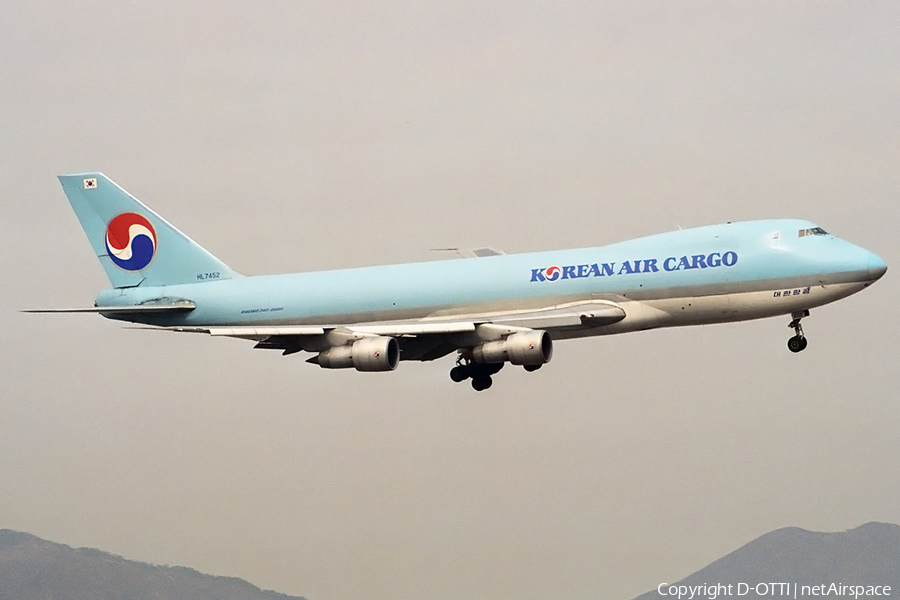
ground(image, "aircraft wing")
xmin=488 ymin=301 xmax=625 ymax=329
xmin=168 ymin=299 xmax=625 ymax=361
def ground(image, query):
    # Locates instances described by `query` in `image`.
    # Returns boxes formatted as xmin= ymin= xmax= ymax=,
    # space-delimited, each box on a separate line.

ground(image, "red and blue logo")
xmin=544 ymin=266 xmax=561 ymax=281
xmin=105 ymin=213 xmax=157 ymax=271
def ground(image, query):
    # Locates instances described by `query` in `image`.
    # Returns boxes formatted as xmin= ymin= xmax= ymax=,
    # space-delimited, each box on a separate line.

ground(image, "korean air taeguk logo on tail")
xmin=105 ymin=213 xmax=157 ymax=271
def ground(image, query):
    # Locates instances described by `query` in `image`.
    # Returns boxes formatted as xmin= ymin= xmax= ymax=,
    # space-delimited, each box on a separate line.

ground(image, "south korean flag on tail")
xmin=83 ymin=178 xmax=97 ymax=190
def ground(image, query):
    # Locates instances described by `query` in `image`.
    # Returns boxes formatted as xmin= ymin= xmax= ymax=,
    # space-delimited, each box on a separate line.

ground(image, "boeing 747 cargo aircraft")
xmin=29 ymin=173 xmax=887 ymax=391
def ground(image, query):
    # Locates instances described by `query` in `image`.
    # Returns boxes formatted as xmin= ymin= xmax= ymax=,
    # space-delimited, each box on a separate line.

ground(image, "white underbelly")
xmin=556 ymin=281 xmax=871 ymax=339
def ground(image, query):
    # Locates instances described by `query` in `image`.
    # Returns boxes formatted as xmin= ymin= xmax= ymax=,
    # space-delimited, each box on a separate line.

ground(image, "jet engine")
xmin=471 ymin=330 xmax=553 ymax=366
xmin=316 ymin=336 xmax=400 ymax=371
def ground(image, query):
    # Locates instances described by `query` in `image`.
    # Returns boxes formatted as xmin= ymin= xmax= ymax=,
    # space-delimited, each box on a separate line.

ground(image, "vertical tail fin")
xmin=58 ymin=173 xmax=239 ymax=288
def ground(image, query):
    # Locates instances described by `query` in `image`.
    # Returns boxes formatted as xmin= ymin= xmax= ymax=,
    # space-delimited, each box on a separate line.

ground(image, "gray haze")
xmin=2 ymin=2 xmax=898 ymax=600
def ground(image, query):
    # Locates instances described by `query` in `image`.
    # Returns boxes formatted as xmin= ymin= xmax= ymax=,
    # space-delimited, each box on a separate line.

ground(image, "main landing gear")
xmin=450 ymin=360 xmax=504 ymax=391
xmin=787 ymin=309 xmax=810 ymax=353
xmin=449 ymin=360 xmax=545 ymax=391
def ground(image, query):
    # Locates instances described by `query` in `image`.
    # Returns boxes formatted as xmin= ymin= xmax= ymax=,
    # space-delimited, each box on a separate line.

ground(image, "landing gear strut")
xmin=787 ymin=310 xmax=809 ymax=353
xmin=450 ymin=358 xmax=504 ymax=391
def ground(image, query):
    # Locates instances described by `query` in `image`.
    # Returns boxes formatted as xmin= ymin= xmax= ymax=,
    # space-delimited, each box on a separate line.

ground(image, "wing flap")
xmin=347 ymin=322 xmax=477 ymax=335
xmin=172 ymin=321 xmax=477 ymax=340
xmin=172 ymin=326 xmax=327 ymax=341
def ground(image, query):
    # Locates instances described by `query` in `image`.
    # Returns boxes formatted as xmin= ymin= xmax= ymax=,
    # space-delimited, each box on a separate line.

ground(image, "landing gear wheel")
xmin=450 ymin=365 xmax=468 ymax=383
xmin=523 ymin=364 xmax=542 ymax=372
xmin=787 ymin=335 xmax=807 ymax=353
xmin=787 ymin=310 xmax=810 ymax=354
xmin=471 ymin=376 xmax=492 ymax=391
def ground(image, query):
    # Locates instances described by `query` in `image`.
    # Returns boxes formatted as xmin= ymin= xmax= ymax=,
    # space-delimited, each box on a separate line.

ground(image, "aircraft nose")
xmin=868 ymin=252 xmax=888 ymax=281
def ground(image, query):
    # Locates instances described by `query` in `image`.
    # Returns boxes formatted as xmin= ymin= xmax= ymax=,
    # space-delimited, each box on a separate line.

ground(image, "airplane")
xmin=28 ymin=173 xmax=888 ymax=391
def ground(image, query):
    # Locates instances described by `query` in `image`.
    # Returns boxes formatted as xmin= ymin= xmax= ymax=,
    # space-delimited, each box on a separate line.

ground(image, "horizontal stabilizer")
xmin=24 ymin=300 xmax=196 ymax=314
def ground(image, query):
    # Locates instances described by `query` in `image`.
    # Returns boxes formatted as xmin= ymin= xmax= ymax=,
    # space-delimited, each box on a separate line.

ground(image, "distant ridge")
xmin=0 ymin=529 xmax=307 ymax=600
xmin=633 ymin=522 xmax=900 ymax=599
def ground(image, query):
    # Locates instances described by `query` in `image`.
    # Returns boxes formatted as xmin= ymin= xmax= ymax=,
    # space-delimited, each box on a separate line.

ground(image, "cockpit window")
xmin=798 ymin=227 xmax=828 ymax=237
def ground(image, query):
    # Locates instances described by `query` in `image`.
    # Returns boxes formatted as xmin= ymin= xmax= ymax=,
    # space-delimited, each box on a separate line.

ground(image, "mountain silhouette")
xmin=633 ymin=522 xmax=900 ymax=599
xmin=0 ymin=529 xmax=307 ymax=600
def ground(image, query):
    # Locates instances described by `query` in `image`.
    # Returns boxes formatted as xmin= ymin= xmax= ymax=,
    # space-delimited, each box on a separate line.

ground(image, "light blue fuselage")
xmin=98 ymin=219 xmax=886 ymax=337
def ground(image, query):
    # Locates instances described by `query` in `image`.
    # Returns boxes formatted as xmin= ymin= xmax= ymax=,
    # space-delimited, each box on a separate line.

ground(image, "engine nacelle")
xmin=352 ymin=336 xmax=400 ymax=371
xmin=316 ymin=336 xmax=399 ymax=372
xmin=471 ymin=330 xmax=553 ymax=366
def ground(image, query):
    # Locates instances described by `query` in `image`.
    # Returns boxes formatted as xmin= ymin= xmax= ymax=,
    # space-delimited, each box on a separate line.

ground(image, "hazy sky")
xmin=2 ymin=2 xmax=898 ymax=599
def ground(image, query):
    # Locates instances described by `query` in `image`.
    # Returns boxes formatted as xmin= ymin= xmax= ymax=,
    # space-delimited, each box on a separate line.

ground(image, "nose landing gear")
xmin=787 ymin=309 xmax=810 ymax=353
